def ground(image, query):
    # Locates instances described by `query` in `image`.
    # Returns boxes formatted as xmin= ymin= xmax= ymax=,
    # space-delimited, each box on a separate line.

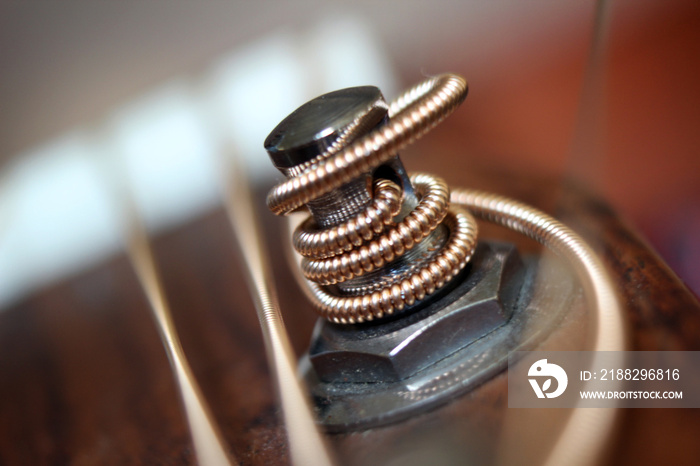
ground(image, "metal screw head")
xmin=264 ymin=86 xmax=389 ymax=175
xmin=264 ymin=86 xmax=390 ymax=229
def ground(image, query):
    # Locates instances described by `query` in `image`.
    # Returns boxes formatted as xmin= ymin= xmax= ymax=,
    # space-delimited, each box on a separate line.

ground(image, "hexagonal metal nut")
xmin=308 ymin=241 xmax=524 ymax=383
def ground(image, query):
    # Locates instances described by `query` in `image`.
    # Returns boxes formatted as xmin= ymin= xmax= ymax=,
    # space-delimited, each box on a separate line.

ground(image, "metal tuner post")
xmin=262 ymin=73 xmax=619 ymax=430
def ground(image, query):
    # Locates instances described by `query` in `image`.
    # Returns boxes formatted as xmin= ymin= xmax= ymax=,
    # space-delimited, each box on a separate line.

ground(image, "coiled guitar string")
xmin=267 ymin=74 xmax=478 ymax=323
xmin=265 ymin=74 xmax=620 ymax=338
xmin=266 ymin=73 xmax=624 ymax=466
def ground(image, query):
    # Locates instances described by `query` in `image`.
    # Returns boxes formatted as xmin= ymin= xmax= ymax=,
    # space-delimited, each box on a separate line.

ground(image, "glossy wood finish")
xmin=0 ymin=202 xmax=301 ymax=465
xmin=1 ymin=166 xmax=699 ymax=464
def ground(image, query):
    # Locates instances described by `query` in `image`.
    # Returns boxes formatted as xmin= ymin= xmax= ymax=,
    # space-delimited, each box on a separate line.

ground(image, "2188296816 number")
xmin=599 ymin=369 xmax=680 ymax=381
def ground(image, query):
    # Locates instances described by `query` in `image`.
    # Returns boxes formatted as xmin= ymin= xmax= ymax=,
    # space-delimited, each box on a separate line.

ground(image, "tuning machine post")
xmin=262 ymin=74 xmax=580 ymax=429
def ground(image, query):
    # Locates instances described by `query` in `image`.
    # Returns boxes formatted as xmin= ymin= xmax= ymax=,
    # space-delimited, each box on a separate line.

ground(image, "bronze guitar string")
xmin=266 ymin=73 xmax=625 ymax=466
xmin=267 ymin=74 xmax=478 ymax=323
xmin=264 ymin=73 xmax=622 ymax=334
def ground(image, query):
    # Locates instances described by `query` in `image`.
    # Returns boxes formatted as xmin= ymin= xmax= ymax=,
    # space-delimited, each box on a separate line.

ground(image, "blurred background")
xmin=0 ymin=0 xmax=698 ymax=308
